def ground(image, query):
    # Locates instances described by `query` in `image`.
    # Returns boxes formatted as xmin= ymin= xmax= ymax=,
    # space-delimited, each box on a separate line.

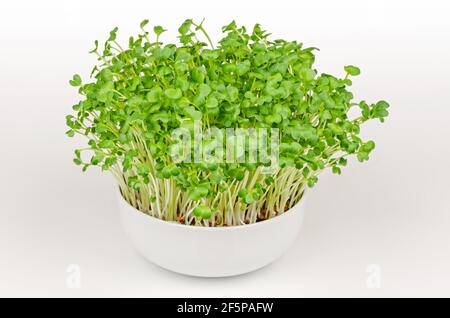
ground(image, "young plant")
xmin=66 ymin=19 xmax=389 ymax=226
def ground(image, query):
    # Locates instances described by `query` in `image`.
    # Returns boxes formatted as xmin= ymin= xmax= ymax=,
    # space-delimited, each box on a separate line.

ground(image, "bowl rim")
xmin=117 ymin=186 xmax=306 ymax=232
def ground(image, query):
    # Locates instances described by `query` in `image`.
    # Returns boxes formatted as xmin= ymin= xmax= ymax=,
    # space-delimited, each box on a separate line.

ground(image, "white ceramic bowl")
xmin=117 ymin=189 xmax=306 ymax=277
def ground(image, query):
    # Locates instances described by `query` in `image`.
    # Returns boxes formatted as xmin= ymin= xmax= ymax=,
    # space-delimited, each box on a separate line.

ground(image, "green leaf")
xmin=236 ymin=61 xmax=250 ymax=75
xmin=238 ymin=189 xmax=257 ymax=203
xmin=89 ymin=40 xmax=99 ymax=54
xmin=320 ymin=110 xmax=332 ymax=121
xmin=344 ymin=65 xmax=361 ymax=76
xmin=244 ymin=193 xmax=255 ymax=204
xmin=226 ymin=85 xmax=239 ymax=102
xmin=90 ymin=153 xmax=104 ymax=165
xmin=164 ymin=88 xmax=182 ymax=100
xmin=371 ymin=100 xmax=390 ymax=122
xmin=254 ymin=53 xmax=270 ymax=66
xmin=265 ymin=114 xmax=281 ymax=124
xmin=127 ymin=96 xmax=144 ymax=107
xmin=222 ymin=21 xmax=237 ymax=32
xmin=273 ymin=104 xmax=291 ymax=119
xmin=288 ymin=123 xmax=317 ymax=141
xmin=178 ymin=19 xmax=192 ymax=35
xmin=69 ymin=74 xmax=82 ymax=87
xmin=184 ymin=106 xmax=202 ymax=120
xmin=300 ymin=69 xmax=316 ymax=82
xmin=146 ymin=86 xmax=162 ymax=103
xmin=192 ymin=204 xmax=212 ymax=219
xmin=140 ymin=19 xmax=149 ymax=29
xmin=189 ymin=185 xmax=209 ymax=201
xmin=307 ymin=176 xmax=318 ymax=188
xmin=197 ymin=83 xmax=211 ymax=98
xmin=98 ymin=140 xmax=115 ymax=149
xmin=362 ymin=140 xmax=376 ymax=152
xmin=238 ymin=189 xmax=247 ymax=198
xmin=191 ymin=67 xmax=205 ymax=83
xmin=357 ymin=151 xmax=369 ymax=162
xmin=153 ymin=25 xmax=166 ymax=36
xmin=137 ymin=163 xmax=150 ymax=176
xmin=127 ymin=176 xmax=141 ymax=190
xmin=331 ymin=166 xmax=341 ymax=174
xmin=359 ymin=101 xmax=370 ymax=119
xmin=96 ymin=81 xmax=114 ymax=102
xmin=205 ymin=96 xmax=218 ymax=109
xmin=107 ymin=27 xmax=118 ymax=42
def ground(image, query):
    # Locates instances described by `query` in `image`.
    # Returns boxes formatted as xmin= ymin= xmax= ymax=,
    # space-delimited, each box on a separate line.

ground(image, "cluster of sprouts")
xmin=66 ymin=19 xmax=389 ymax=226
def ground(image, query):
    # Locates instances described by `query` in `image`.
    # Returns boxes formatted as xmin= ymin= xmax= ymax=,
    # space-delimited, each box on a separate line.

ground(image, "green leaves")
xmin=236 ymin=61 xmax=250 ymax=75
xmin=191 ymin=67 xmax=205 ymax=83
xmin=67 ymin=19 xmax=389 ymax=225
xmin=205 ymin=96 xmax=218 ymax=109
xmin=300 ymin=69 xmax=316 ymax=82
xmin=189 ymin=185 xmax=209 ymax=201
xmin=197 ymin=83 xmax=211 ymax=98
xmin=358 ymin=100 xmax=389 ymax=122
xmin=371 ymin=100 xmax=390 ymax=122
xmin=184 ymin=106 xmax=202 ymax=120
xmin=273 ymin=104 xmax=291 ymax=120
xmin=69 ymin=74 xmax=82 ymax=87
xmin=238 ymin=187 xmax=263 ymax=204
xmin=140 ymin=19 xmax=149 ymax=29
xmin=178 ymin=19 xmax=193 ymax=35
xmin=164 ymin=88 xmax=182 ymax=100
xmin=127 ymin=176 xmax=141 ymax=190
xmin=226 ymin=85 xmax=239 ymax=102
xmin=222 ymin=20 xmax=237 ymax=32
xmin=193 ymin=204 xmax=212 ymax=219
xmin=89 ymin=40 xmax=99 ymax=54
xmin=357 ymin=140 xmax=376 ymax=162
xmin=98 ymin=140 xmax=115 ymax=149
xmin=307 ymin=176 xmax=318 ymax=187
xmin=96 ymin=80 xmax=114 ymax=102
xmin=287 ymin=122 xmax=317 ymax=141
xmin=147 ymin=86 xmax=162 ymax=103
xmin=153 ymin=26 xmax=166 ymax=36
xmin=107 ymin=27 xmax=118 ymax=42
xmin=344 ymin=65 xmax=361 ymax=76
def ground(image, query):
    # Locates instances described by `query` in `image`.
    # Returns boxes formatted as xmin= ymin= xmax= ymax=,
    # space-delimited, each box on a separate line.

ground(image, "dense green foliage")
xmin=66 ymin=19 xmax=389 ymax=226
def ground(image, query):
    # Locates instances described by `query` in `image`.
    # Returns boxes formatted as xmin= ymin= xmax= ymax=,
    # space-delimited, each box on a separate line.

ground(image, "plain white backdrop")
xmin=0 ymin=0 xmax=449 ymax=297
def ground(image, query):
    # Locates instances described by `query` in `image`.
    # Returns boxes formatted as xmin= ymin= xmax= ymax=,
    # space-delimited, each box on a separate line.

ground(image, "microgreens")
xmin=66 ymin=19 xmax=389 ymax=226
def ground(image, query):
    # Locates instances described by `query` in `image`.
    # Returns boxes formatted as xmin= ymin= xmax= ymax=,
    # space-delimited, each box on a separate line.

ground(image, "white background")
xmin=1 ymin=0 xmax=449 ymax=297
